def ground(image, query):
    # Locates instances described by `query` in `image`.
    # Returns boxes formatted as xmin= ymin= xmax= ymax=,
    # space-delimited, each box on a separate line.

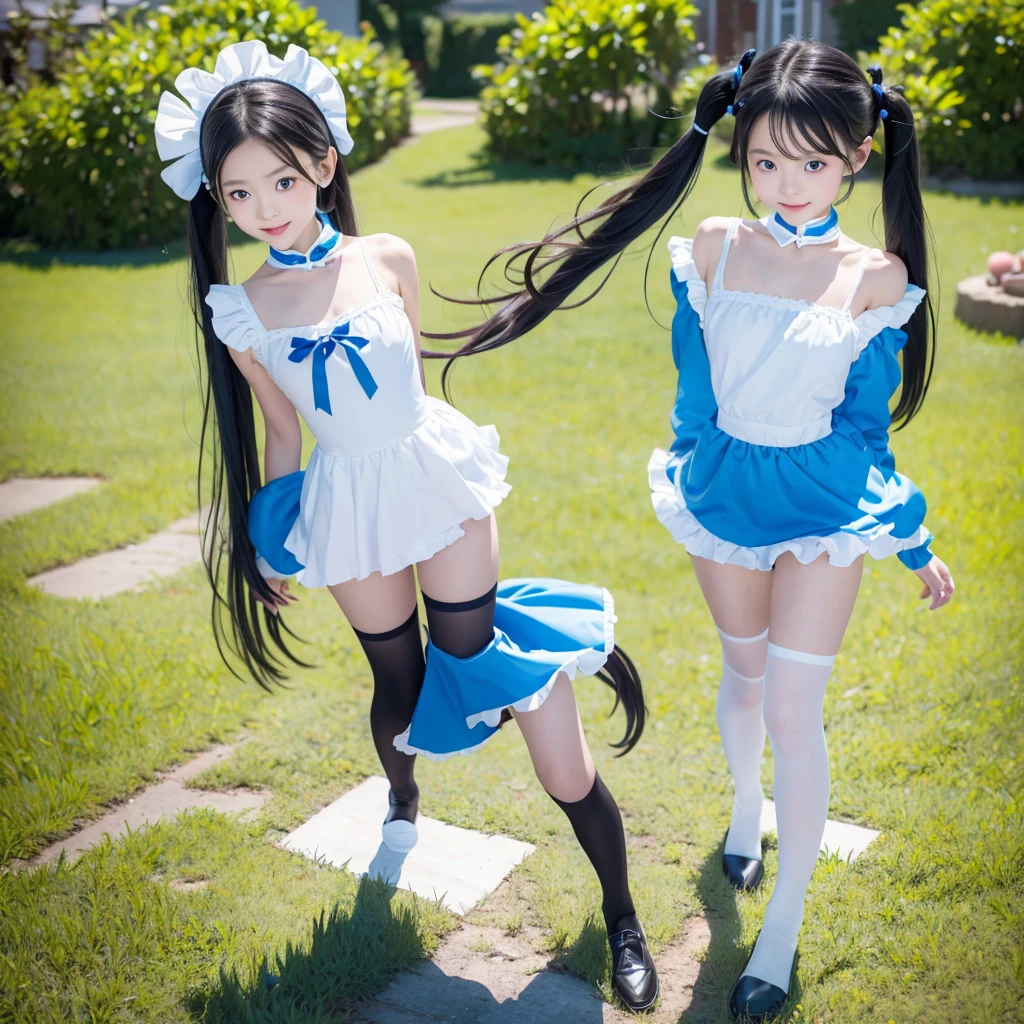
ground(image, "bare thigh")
xmin=768 ymin=551 xmax=864 ymax=655
xmin=690 ymin=555 xmax=774 ymax=637
xmin=328 ymin=566 xmax=417 ymax=634
xmin=416 ymin=514 xmax=499 ymax=601
xmin=419 ymin=513 xmax=593 ymax=802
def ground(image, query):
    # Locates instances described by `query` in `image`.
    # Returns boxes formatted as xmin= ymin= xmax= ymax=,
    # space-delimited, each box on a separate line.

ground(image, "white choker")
xmin=267 ymin=212 xmax=343 ymax=271
xmin=761 ymin=207 xmax=840 ymax=248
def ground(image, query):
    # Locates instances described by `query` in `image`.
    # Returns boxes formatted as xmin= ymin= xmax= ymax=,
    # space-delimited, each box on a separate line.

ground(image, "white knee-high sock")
xmin=742 ymin=642 xmax=834 ymax=992
xmin=716 ymin=627 xmax=769 ymax=861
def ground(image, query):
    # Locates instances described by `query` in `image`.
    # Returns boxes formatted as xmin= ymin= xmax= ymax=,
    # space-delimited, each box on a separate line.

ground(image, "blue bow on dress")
xmin=288 ymin=321 xmax=378 ymax=415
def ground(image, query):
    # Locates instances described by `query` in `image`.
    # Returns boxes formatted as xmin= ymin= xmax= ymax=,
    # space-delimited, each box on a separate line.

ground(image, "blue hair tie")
xmin=726 ymin=104 xmax=734 ymax=116
xmin=872 ymin=82 xmax=888 ymax=119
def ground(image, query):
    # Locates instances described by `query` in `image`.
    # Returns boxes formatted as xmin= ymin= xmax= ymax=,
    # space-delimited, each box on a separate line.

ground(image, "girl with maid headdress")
xmin=154 ymin=40 xmax=659 ymax=1013
xmin=431 ymin=40 xmax=956 ymax=1022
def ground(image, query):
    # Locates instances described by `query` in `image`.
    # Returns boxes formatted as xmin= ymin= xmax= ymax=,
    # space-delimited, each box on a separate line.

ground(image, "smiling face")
xmin=746 ymin=114 xmax=872 ymax=225
xmin=218 ymin=137 xmax=337 ymax=252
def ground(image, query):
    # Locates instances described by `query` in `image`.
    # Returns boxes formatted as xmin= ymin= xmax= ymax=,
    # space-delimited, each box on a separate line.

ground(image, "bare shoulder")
xmin=364 ymin=232 xmax=416 ymax=269
xmin=859 ymin=247 xmax=910 ymax=309
xmin=691 ymin=216 xmax=733 ymax=279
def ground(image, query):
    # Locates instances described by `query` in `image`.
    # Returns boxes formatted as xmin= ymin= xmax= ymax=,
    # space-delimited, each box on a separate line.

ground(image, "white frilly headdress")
xmin=154 ymin=40 xmax=355 ymax=201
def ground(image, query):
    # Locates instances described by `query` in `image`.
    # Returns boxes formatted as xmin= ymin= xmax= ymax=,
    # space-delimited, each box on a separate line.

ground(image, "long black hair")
xmin=428 ymin=40 xmax=935 ymax=426
xmin=187 ymin=78 xmax=357 ymax=688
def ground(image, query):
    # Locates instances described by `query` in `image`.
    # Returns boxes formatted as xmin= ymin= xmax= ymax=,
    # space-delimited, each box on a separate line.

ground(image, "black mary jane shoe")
xmin=383 ymin=786 xmax=419 ymax=827
xmin=722 ymin=831 xmax=764 ymax=891
xmin=722 ymin=852 xmax=764 ymax=890
xmin=728 ymin=973 xmax=787 ymax=1023
xmin=609 ymin=927 xmax=659 ymax=1013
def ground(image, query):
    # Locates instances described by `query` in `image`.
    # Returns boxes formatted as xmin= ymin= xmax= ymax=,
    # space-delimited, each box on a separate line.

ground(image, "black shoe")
xmin=384 ymin=786 xmax=419 ymax=826
xmin=728 ymin=973 xmax=787 ymax=1022
xmin=722 ymin=830 xmax=763 ymax=890
xmin=722 ymin=852 xmax=764 ymax=890
xmin=609 ymin=927 xmax=659 ymax=1013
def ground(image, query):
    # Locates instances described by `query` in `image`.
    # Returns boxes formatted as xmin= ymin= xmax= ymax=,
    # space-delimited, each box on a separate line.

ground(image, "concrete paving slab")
xmin=32 ymin=745 xmax=266 ymax=865
xmin=0 ymin=476 xmax=100 ymax=523
xmin=760 ymin=799 xmax=880 ymax=862
xmin=279 ymin=776 xmax=535 ymax=915
xmin=28 ymin=512 xmax=204 ymax=598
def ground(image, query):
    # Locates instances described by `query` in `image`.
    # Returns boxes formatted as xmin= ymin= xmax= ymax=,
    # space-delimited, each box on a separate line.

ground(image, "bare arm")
xmin=226 ymin=346 xmax=302 ymax=483
xmin=225 ymin=345 xmax=302 ymax=609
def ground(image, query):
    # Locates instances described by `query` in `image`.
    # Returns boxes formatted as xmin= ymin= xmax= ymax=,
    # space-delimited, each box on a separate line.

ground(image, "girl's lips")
xmin=263 ymin=222 xmax=291 ymax=236
xmin=778 ymin=202 xmax=810 ymax=211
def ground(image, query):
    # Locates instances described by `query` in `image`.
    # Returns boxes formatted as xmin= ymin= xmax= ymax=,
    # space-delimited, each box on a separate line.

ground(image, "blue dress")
xmin=648 ymin=220 xmax=934 ymax=571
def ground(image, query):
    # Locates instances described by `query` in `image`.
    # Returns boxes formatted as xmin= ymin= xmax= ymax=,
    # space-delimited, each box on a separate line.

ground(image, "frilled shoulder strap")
xmin=205 ymin=284 xmax=264 ymax=355
xmin=667 ymin=236 xmax=709 ymax=327
xmin=852 ymin=284 xmax=926 ymax=358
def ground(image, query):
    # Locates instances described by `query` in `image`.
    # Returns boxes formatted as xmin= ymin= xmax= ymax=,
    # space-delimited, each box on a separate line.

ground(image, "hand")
xmin=254 ymin=577 xmax=299 ymax=615
xmin=914 ymin=556 xmax=955 ymax=611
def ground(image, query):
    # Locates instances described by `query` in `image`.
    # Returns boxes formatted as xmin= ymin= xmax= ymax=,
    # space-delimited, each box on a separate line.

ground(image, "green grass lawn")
xmin=1 ymin=126 xmax=1022 ymax=1023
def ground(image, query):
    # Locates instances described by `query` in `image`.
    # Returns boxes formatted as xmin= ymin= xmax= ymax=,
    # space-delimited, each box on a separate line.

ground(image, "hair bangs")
xmin=766 ymin=99 xmax=850 ymax=163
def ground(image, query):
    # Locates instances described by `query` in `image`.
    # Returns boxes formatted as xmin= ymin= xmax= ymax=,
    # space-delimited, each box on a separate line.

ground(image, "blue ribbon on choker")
xmin=773 ymin=205 xmax=839 ymax=238
xmin=288 ymin=321 xmax=378 ymax=414
xmin=268 ymin=212 xmax=342 ymax=271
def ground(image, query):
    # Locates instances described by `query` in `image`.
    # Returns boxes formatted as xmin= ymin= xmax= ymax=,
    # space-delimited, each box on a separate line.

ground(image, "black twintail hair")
xmin=186 ymin=78 xmax=357 ymax=688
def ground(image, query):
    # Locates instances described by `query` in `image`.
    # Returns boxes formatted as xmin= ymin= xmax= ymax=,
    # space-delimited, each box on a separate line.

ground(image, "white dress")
xmin=206 ymin=238 xmax=510 ymax=587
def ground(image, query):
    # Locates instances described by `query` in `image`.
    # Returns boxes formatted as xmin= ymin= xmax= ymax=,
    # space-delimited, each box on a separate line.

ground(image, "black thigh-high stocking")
xmin=353 ymin=606 xmax=425 ymax=825
xmin=422 ymin=585 xmax=638 ymax=937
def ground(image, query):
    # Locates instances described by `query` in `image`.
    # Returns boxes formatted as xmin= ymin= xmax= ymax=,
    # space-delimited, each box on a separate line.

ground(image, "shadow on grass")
xmin=0 ymin=224 xmax=258 ymax=269
xmin=681 ymin=837 xmax=803 ymax=1024
xmin=410 ymin=142 xmax=683 ymax=191
xmin=0 ymin=236 xmax=188 ymax=269
xmin=358 ymin=914 xmax=608 ymax=1022
xmin=193 ymin=874 xmax=429 ymax=1023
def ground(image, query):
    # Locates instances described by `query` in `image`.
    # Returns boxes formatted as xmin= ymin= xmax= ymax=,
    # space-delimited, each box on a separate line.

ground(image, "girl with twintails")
xmin=154 ymin=40 xmax=659 ymax=1013
xmin=432 ymin=40 xmax=955 ymax=1021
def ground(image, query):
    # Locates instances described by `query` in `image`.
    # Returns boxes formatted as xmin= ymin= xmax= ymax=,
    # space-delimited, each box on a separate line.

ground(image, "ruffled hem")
xmin=395 ymin=579 xmax=617 ymax=761
xmin=648 ymin=448 xmax=930 ymax=571
xmin=667 ymin=236 xmax=708 ymax=326
xmin=852 ymin=284 xmax=926 ymax=356
xmin=391 ymin=641 xmax=612 ymax=762
xmin=287 ymin=398 xmax=510 ymax=588
xmin=465 ymin=587 xmax=615 ymax=730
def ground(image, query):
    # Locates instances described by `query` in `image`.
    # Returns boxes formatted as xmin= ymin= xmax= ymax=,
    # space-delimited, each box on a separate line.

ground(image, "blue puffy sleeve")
xmin=836 ymin=315 xmax=934 ymax=571
xmin=248 ymin=471 xmax=305 ymax=577
xmin=666 ymin=237 xmax=717 ymax=456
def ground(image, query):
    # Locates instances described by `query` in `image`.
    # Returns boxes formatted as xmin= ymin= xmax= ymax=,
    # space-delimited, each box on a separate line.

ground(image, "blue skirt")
xmin=394 ymin=578 xmax=615 ymax=760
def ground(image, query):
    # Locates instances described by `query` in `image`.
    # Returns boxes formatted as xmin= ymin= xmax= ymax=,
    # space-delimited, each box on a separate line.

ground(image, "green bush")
xmin=864 ymin=0 xmax=1023 ymax=181
xmin=476 ymin=0 xmax=699 ymax=167
xmin=832 ymin=0 xmax=920 ymax=54
xmin=425 ymin=13 xmax=517 ymax=97
xmin=0 ymin=0 xmax=416 ymax=250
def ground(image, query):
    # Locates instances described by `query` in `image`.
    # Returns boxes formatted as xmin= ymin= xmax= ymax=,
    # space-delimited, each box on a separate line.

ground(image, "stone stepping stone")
xmin=760 ymin=799 xmax=879 ymax=862
xmin=32 ymin=745 xmax=266 ymax=866
xmin=0 ymin=476 xmax=100 ymax=523
xmin=279 ymin=776 xmax=535 ymax=915
xmin=27 ymin=512 xmax=203 ymax=599
xmin=360 ymin=914 xmax=711 ymax=1023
